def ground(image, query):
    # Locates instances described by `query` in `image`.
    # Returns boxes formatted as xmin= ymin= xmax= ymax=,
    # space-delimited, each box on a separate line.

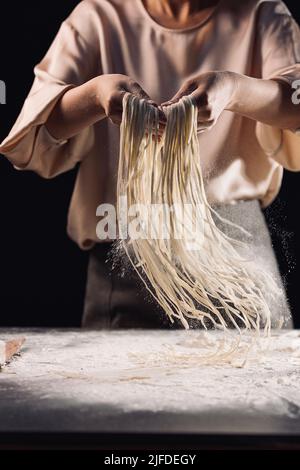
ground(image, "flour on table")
xmin=0 ymin=329 xmax=300 ymax=418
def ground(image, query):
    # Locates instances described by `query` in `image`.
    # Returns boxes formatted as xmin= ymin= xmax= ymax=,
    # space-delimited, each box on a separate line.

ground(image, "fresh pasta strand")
xmin=117 ymin=92 xmax=280 ymax=334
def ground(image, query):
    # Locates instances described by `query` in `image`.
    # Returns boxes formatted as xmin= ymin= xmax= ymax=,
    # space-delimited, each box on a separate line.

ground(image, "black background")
xmin=0 ymin=0 xmax=299 ymax=328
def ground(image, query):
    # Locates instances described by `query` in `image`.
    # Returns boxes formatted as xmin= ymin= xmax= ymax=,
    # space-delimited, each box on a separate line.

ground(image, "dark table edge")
xmin=0 ymin=432 xmax=300 ymax=450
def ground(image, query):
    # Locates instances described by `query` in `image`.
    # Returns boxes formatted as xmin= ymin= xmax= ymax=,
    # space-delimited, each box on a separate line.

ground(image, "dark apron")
xmin=82 ymin=200 xmax=291 ymax=329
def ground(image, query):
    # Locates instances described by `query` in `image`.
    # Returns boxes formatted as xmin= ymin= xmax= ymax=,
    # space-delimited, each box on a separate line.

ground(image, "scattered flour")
xmin=0 ymin=329 xmax=300 ymax=418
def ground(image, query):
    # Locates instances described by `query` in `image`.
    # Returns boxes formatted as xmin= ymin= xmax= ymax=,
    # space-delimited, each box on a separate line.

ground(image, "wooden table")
xmin=0 ymin=328 xmax=300 ymax=450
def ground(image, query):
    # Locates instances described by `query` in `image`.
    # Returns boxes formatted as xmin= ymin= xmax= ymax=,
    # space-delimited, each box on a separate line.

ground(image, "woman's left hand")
xmin=161 ymin=71 xmax=237 ymax=133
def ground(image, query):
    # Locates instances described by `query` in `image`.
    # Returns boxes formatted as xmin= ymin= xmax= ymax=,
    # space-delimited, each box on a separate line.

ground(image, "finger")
xmin=169 ymin=83 xmax=196 ymax=103
xmin=129 ymin=82 xmax=151 ymax=101
xmin=160 ymin=100 xmax=173 ymax=107
xmin=189 ymin=89 xmax=209 ymax=108
xmin=161 ymin=80 xmax=197 ymax=106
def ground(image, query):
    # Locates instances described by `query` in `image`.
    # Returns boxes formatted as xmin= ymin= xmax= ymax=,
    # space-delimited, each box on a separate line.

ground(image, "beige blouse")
xmin=1 ymin=0 xmax=300 ymax=249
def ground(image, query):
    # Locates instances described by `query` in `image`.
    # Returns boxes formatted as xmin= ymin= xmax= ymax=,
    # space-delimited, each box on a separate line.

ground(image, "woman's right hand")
xmin=95 ymin=74 xmax=166 ymax=133
xmin=95 ymin=74 xmax=153 ymax=125
xmin=46 ymin=74 xmax=165 ymax=141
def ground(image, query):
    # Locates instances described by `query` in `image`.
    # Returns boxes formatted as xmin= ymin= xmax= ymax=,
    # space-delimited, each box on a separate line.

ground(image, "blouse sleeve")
xmin=255 ymin=0 xmax=300 ymax=171
xmin=0 ymin=2 xmax=100 ymax=178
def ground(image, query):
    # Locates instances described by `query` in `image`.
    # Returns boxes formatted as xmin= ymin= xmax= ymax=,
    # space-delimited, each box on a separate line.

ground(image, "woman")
xmin=1 ymin=0 xmax=299 ymax=329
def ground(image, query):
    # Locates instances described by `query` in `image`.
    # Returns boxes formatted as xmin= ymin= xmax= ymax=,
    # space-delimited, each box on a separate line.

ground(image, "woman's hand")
xmin=161 ymin=71 xmax=300 ymax=137
xmin=95 ymin=74 xmax=166 ymax=133
xmin=161 ymin=71 xmax=237 ymax=133
xmin=46 ymin=73 xmax=166 ymax=141
xmin=95 ymin=74 xmax=157 ymax=125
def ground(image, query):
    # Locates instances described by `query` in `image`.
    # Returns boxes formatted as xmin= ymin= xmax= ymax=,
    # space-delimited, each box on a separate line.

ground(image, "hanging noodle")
xmin=117 ymin=92 xmax=279 ymax=334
